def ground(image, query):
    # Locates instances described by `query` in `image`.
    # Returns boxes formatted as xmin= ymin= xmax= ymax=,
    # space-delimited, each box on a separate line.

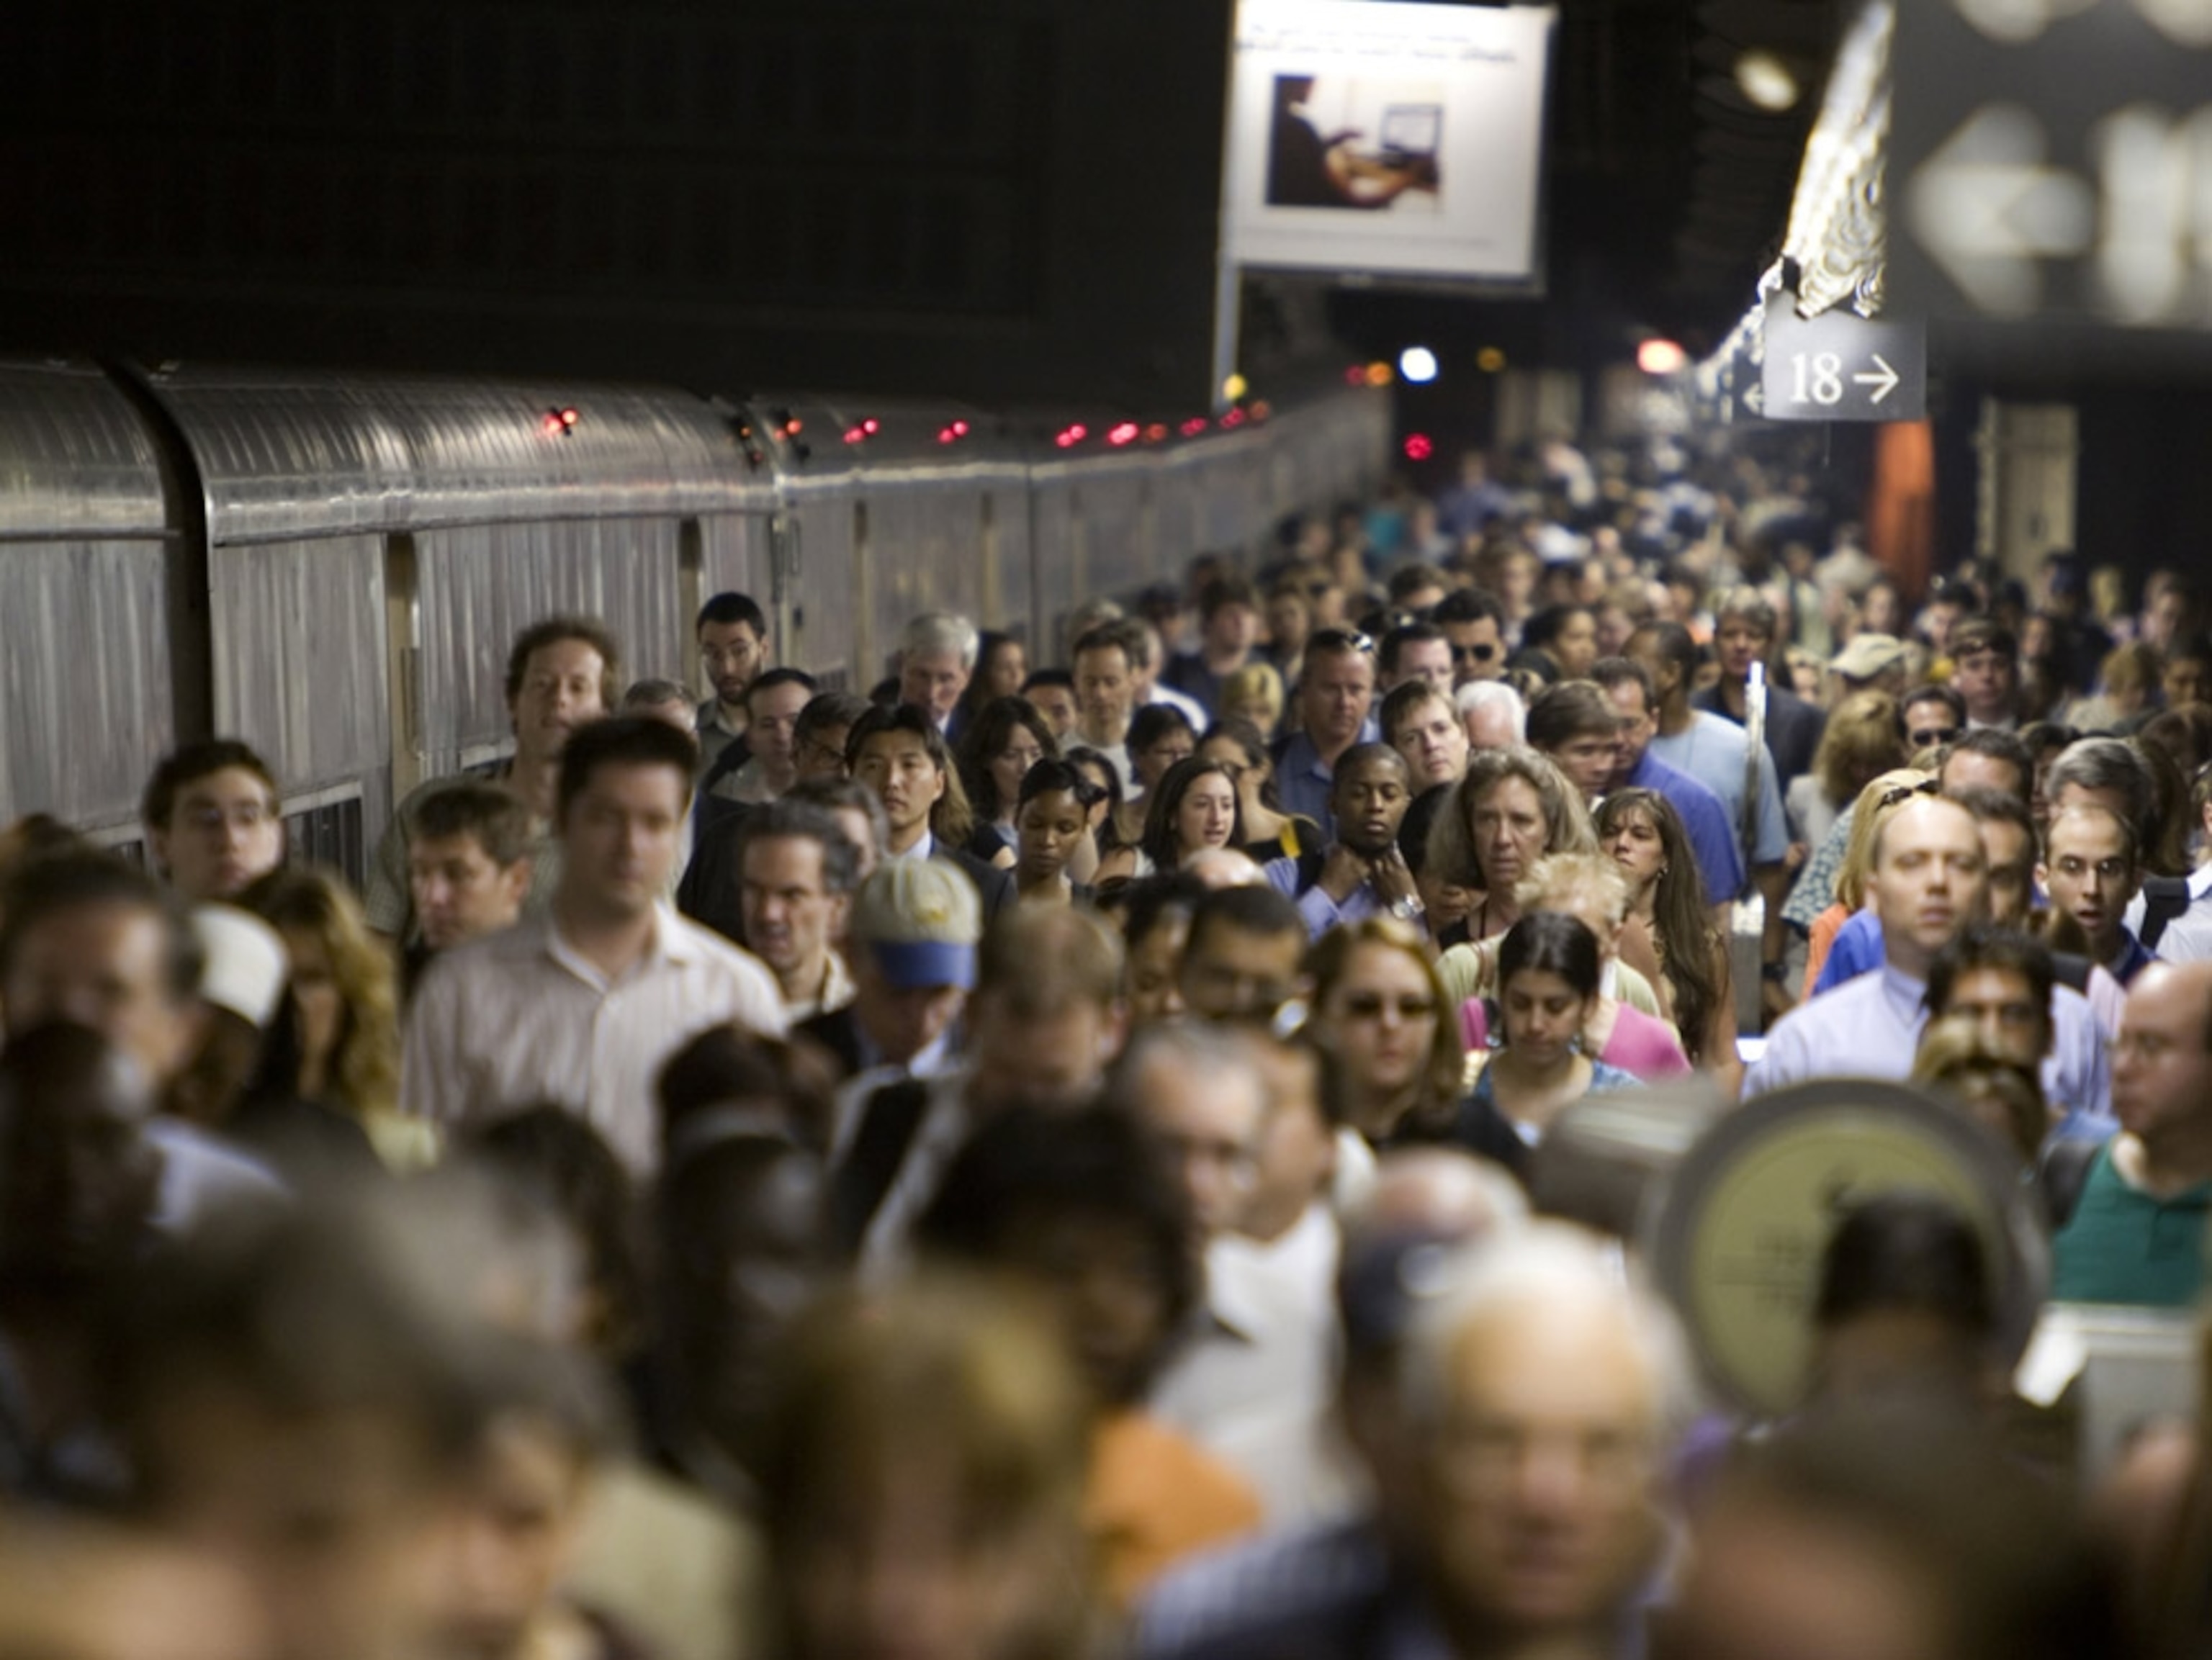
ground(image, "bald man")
xmin=2054 ymin=961 xmax=2212 ymax=1307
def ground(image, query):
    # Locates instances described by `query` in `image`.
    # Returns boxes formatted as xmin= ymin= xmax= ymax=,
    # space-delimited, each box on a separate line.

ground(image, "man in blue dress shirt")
xmin=1271 ymin=629 xmax=1380 ymax=838
xmin=1593 ymin=658 xmax=1743 ymax=916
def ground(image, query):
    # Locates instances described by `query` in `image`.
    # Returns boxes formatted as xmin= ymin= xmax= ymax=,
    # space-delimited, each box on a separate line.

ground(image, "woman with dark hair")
xmin=1596 ymin=787 xmax=1738 ymax=1096
xmin=1430 ymin=912 xmax=1637 ymax=1179
xmin=914 ymin=1105 xmax=1260 ymax=1605
xmin=954 ymin=695 xmax=1058 ymax=864
xmin=1064 ymin=746 xmax=1125 ymax=887
xmin=1197 ymin=719 xmax=1312 ymax=864
xmin=1101 ymin=707 xmax=1199 ymax=860
xmin=956 ymin=630 xmax=1030 ymax=726
xmin=1014 ymin=759 xmax=1102 ymax=907
xmin=1097 ymin=756 xmax=1242 ymax=883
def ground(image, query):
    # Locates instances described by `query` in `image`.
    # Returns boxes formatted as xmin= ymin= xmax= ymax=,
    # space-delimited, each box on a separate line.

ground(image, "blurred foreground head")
xmin=0 ymin=1022 xmax=161 ymax=1299
xmin=107 ymin=1178 xmax=603 ymax=1660
xmin=758 ymin=1276 xmax=1093 ymax=1660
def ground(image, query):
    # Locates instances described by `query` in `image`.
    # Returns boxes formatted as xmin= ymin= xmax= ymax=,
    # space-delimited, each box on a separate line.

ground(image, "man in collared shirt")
xmin=1382 ymin=681 xmax=1469 ymax=795
xmin=1271 ymin=629 xmax=1380 ymax=835
xmin=1073 ymin=620 xmax=1146 ymax=791
xmin=403 ymin=780 xmax=534 ymax=997
xmin=1265 ymin=746 xmax=1421 ymax=938
xmin=402 ymin=716 xmax=787 ymax=1177
xmin=2042 ymin=803 xmax=2156 ymax=986
xmin=1165 ymin=576 xmax=1262 ymax=717
xmin=1594 ymin=657 xmax=1743 ymax=918
xmin=694 ymin=591 xmax=770 ymax=775
xmin=843 ymin=704 xmax=1014 ymax=915
xmin=1694 ymin=588 xmax=1827 ymax=788
xmin=1950 ymin=616 xmax=2024 ymax=731
xmin=2054 ymin=960 xmax=2212 ymax=1304
xmin=367 ymin=615 xmax=619 ymax=942
xmin=729 ymin=800 xmax=859 ymax=1021
xmin=711 ymin=667 xmax=816 ymax=806
xmin=1751 ymin=794 xmax=2118 ymax=1124
xmin=803 ymin=856 xmax=978 ymax=1086
xmin=895 ymin=611 xmax=979 ymax=739
xmin=141 ymin=740 xmax=287 ymax=904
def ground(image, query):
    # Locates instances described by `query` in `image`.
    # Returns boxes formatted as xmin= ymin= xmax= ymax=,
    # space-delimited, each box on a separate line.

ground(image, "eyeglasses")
xmin=1907 ymin=726 xmax=1960 ymax=749
xmin=1309 ymin=628 xmax=1375 ymax=657
xmin=1452 ymin=641 xmax=1500 ymax=664
xmin=1876 ymin=777 xmax=1941 ymax=811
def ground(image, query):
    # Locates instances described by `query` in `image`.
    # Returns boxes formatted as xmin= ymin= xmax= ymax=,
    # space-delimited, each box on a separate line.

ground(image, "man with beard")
xmin=1264 ymin=746 xmax=1421 ymax=938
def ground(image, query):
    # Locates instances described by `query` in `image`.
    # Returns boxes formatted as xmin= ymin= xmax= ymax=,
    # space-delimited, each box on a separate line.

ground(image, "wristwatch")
xmin=1390 ymin=894 xmax=1426 ymax=922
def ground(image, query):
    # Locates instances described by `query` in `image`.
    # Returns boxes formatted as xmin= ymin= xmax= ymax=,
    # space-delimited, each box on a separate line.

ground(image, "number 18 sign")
xmin=1761 ymin=295 xmax=1927 ymax=423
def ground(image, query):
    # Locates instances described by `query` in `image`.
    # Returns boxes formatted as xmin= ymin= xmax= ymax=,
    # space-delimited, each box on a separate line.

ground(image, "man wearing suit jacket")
xmin=844 ymin=704 xmax=1016 ymax=918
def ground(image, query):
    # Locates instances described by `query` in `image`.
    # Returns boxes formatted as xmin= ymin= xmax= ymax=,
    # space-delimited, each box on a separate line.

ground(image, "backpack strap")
xmin=828 ymin=1079 xmax=932 ymax=1258
xmin=2139 ymin=875 xmax=2194 ymax=952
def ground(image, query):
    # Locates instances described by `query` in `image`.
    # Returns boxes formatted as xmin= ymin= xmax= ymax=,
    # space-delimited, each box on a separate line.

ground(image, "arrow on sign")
xmin=1852 ymin=355 xmax=1901 ymax=402
xmin=1906 ymin=104 xmax=2096 ymax=315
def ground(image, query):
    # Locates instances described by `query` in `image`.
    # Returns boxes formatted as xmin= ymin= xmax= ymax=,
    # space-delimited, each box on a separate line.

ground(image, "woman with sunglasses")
xmin=1063 ymin=746 xmax=1125 ymax=887
xmin=1197 ymin=720 xmax=1314 ymax=865
xmin=1595 ymin=788 xmax=1740 ymax=1098
xmin=1012 ymin=759 xmax=1101 ymax=908
xmin=956 ymin=696 xmax=1059 ymax=867
xmin=1430 ymin=912 xmax=1637 ymax=1183
xmin=1303 ymin=918 xmax=1465 ymax=1144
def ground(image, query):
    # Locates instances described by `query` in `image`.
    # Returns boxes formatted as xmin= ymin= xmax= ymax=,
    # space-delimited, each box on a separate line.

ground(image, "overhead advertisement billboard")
xmin=1223 ymin=0 xmax=1556 ymax=288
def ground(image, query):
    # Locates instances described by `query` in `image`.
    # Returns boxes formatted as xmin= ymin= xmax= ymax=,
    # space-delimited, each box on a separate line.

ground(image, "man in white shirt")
xmin=1073 ymin=619 xmax=1146 ymax=792
xmin=845 ymin=705 xmax=1015 ymax=914
xmin=402 ymin=716 xmax=787 ymax=1176
xmin=732 ymin=800 xmax=859 ymax=1021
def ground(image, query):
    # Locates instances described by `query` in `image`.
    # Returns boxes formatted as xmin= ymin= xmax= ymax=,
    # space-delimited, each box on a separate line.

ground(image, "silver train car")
xmin=0 ymin=361 xmax=1388 ymax=880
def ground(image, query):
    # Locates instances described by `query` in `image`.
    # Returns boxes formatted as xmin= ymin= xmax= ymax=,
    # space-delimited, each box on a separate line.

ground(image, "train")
xmin=0 ymin=361 xmax=1390 ymax=883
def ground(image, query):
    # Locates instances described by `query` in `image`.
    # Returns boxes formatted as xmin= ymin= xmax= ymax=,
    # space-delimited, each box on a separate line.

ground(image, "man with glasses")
xmin=2042 ymin=804 xmax=2154 ymax=988
xmin=792 ymin=691 xmax=873 ymax=785
xmin=1432 ymin=588 xmax=1508 ymax=688
xmin=1270 ymin=630 xmax=1380 ymax=834
xmin=142 ymin=741 xmax=286 ymax=903
xmin=1899 ymin=685 xmax=1966 ymax=756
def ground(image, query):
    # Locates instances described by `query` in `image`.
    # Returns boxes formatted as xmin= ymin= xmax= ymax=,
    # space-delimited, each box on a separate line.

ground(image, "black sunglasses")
xmin=1876 ymin=777 xmax=1941 ymax=811
xmin=1907 ymin=726 xmax=1960 ymax=749
xmin=1452 ymin=641 xmax=1500 ymax=664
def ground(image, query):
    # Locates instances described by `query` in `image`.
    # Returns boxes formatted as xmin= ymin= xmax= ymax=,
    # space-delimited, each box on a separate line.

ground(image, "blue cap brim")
xmin=871 ymin=939 xmax=976 ymax=991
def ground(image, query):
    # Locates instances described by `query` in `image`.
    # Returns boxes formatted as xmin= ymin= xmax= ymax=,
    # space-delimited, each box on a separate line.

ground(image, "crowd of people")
xmin=9 ymin=431 xmax=2212 ymax=1660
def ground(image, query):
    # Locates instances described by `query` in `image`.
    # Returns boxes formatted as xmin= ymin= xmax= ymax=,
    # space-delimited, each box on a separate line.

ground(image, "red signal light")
xmin=1179 ymin=417 xmax=1208 ymax=438
xmin=1107 ymin=421 xmax=1140 ymax=446
xmin=951 ymin=420 xmax=970 ymax=437
xmin=1143 ymin=423 xmax=1168 ymax=443
xmin=1403 ymin=433 xmax=1434 ymax=461
xmin=862 ymin=418 xmax=880 ymax=435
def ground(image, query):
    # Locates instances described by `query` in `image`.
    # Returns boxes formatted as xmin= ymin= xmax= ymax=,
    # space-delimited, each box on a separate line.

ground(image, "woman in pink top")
xmin=1458 ymin=850 xmax=1691 ymax=1081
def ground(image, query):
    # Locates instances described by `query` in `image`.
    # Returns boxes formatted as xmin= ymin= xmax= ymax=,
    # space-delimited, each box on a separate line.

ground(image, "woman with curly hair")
xmin=1595 ymin=787 xmax=1740 ymax=1098
xmin=1423 ymin=746 xmax=1596 ymax=948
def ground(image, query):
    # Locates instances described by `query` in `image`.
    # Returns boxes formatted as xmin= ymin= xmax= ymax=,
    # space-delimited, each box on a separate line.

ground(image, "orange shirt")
xmin=1086 ymin=1410 xmax=1262 ymax=1607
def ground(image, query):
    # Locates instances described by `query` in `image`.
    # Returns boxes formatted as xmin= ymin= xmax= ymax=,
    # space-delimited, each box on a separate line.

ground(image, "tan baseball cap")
xmin=848 ymin=857 xmax=981 ymax=989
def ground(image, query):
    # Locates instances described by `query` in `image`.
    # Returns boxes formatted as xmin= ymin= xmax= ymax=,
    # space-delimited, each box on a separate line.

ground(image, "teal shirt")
xmin=2052 ymin=1143 xmax=2212 ymax=1307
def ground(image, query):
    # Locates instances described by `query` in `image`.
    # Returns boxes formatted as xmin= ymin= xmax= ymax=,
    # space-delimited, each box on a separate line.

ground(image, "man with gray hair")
xmin=1138 ymin=1222 xmax=1684 ymax=1660
xmin=1456 ymin=678 xmax=1527 ymax=752
xmin=896 ymin=611 xmax=979 ymax=739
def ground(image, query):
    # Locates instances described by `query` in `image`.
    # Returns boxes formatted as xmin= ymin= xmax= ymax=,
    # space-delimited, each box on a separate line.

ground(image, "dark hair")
xmin=956 ymin=698 xmax=1060 ymax=823
xmin=1526 ymin=680 xmax=1622 ymax=750
xmin=1016 ymin=757 xmax=1102 ymax=814
xmin=1061 ymin=745 xmax=1126 ymax=819
xmin=1139 ymin=757 xmax=1245 ymax=869
xmin=1184 ymin=882 xmax=1305 ymax=960
xmin=1496 ymin=911 xmax=1604 ymax=1007
xmin=696 ymin=592 xmax=768 ymax=636
xmin=1590 ymin=654 xmax=1656 ymax=710
xmin=555 ymin=715 xmax=700 ymax=822
xmin=2042 ymin=736 xmax=2154 ymax=847
xmin=734 ymin=800 xmax=863 ymax=896
xmin=2018 ymin=721 xmax=2080 ymax=765
xmin=505 ymin=615 xmax=622 ymax=708
xmin=845 ymin=703 xmax=974 ymax=846
xmin=1197 ymin=575 xmax=1259 ymax=623
xmin=1380 ymin=678 xmax=1451 ymax=744
xmin=1127 ymin=703 xmax=1198 ymax=759
xmin=1379 ymin=622 xmax=1447 ymax=677
xmin=1813 ymin=1191 xmax=1994 ymax=1336
xmin=657 ymin=1027 xmax=838 ymax=1159
xmin=1944 ymin=782 xmax=2034 ymax=844
xmin=1924 ymin=926 xmax=2056 ymax=1034
xmin=745 ymin=666 xmax=818 ymax=708
xmin=914 ymin=1105 xmax=1197 ymax=1404
xmin=1521 ymin=604 xmax=1593 ymax=657
xmin=622 ymin=679 xmax=691 ymax=711
xmin=793 ymin=689 xmax=873 ymax=752
xmin=1432 ymin=587 xmax=1504 ymax=628
xmin=1022 ymin=667 xmax=1076 ymax=695
xmin=409 ymin=780 xmax=534 ymax=867
xmin=1901 ymin=683 xmax=1968 ymax=731
xmin=1122 ymin=873 xmax=1210 ymax=954
xmin=1634 ymin=621 xmax=1701 ymax=692
xmin=1592 ymin=790 xmax=1722 ymax=1064
xmin=1949 ymin=618 xmax=2018 ymax=663
xmin=0 ymin=852 xmax=202 ymax=1004
xmin=1385 ymin=564 xmax=1451 ymax=605
xmin=1943 ymin=727 xmax=2035 ymax=801
xmin=1072 ymin=620 xmax=1143 ymax=669
xmin=462 ymin=1107 xmax=644 ymax=1361
xmin=1713 ymin=587 xmax=1779 ymax=639
xmin=1199 ymin=718 xmax=1269 ymax=774
xmin=143 ymin=739 xmax=278 ymax=832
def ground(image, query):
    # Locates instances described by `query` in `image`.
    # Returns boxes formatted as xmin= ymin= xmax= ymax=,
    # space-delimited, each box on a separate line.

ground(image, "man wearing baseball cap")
xmin=798 ymin=857 xmax=980 ymax=1086
xmin=1828 ymin=631 xmax=1910 ymax=700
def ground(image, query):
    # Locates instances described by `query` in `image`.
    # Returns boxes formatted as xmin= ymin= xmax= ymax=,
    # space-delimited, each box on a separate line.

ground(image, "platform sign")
xmin=1760 ymin=296 xmax=1927 ymax=423
xmin=1892 ymin=0 xmax=2212 ymax=371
